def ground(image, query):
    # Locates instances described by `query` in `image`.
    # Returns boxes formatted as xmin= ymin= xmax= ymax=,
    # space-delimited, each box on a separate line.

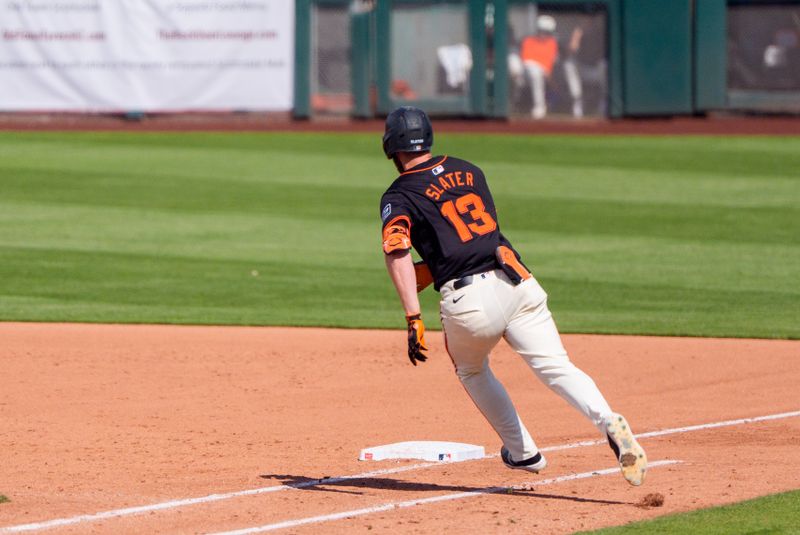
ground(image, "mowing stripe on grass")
xmin=3 ymin=133 xmax=799 ymax=337
xmin=1 ymin=409 xmax=797 ymax=533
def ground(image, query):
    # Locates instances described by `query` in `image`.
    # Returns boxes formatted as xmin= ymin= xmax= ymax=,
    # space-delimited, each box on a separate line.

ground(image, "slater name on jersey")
xmin=425 ymin=171 xmax=475 ymax=201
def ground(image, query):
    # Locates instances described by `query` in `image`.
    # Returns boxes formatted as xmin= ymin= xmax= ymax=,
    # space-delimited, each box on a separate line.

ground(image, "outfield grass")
xmin=1 ymin=131 xmax=798 ymax=338
xmin=581 ymin=489 xmax=800 ymax=534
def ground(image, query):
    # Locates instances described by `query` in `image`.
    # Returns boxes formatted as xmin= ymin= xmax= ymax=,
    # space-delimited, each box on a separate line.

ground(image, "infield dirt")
xmin=1 ymin=323 xmax=798 ymax=534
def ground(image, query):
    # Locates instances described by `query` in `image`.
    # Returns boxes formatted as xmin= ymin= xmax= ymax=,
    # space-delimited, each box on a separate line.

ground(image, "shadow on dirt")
xmin=259 ymin=474 xmax=630 ymax=505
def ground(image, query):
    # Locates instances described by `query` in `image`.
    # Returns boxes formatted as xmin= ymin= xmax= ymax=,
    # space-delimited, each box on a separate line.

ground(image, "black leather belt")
xmin=453 ymin=275 xmax=473 ymax=290
xmin=453 ymin=272 xmax=492 ymax=290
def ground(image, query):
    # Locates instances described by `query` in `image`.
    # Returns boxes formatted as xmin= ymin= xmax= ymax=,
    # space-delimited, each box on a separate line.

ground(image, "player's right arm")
xmin=381 ymin=196 xmax=428 ymax=366
xmin=384 ymin=249 xmax=420 ymax=318
xmin=380 ymin=196 xmax=422 ymax=314
xmin=384 ymin=249 xmax=428 ymax=367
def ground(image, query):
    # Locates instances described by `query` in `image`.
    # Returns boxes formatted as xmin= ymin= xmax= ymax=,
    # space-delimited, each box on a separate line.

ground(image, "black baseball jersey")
xmin=380 ymin=155 xmax=515 ymax=290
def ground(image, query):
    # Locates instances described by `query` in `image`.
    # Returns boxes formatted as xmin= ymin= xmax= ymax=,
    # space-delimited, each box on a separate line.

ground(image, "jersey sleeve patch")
xmin=381 ymin=203 xmax=392 ymax=222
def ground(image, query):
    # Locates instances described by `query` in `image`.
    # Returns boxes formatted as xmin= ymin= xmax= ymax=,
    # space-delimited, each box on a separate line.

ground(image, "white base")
xmin=359 ymin=441 xmax=485 ymax=462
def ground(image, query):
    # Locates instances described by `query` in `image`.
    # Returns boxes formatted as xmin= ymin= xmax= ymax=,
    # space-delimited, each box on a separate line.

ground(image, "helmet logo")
xmin=410 ymin=138 xmax=424 ymax=143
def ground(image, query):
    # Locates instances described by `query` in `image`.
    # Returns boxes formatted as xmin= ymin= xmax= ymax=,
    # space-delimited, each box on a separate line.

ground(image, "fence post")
xmin=694 ymin=0 xmax=727 ymax=112
xmin=469 ymin=0 xmax=488 ymax=115
xmin=293 ymin=0 xmax=312 ymax=119
xmin=374 ymin=1 xmax=392 ymax=115
xmin=351 ymin=2 xmax=373 ymax=118
xmin=490 ymin=0 xmax=509 ymax=118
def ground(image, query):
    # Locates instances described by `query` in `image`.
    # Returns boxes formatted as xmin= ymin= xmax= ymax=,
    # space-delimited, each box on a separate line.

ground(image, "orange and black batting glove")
xmin=405 ymin=313 xmax=428 ymax=366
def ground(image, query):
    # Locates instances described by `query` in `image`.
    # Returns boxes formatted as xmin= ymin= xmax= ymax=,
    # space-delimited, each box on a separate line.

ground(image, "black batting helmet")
xmin=382 ymin=106 xmax=434 ymax=159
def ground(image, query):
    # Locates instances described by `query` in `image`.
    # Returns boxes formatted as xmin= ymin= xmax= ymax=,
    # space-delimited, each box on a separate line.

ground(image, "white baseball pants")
xmin=439 ymin=269 xmax=612 ymax=462
xmin=523 ymin=61 xmax=547 ymax=119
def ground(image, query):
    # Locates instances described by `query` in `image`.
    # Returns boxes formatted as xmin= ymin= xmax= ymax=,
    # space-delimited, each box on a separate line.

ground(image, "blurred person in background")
xmin=519 ymin=15 xmax=558 ymax=119
xmin=562 ymin=26 xmax=584 ymax=118
xmin=762 ymin=23 xmax=800 ymax=89
xmin=562 ymin=17 xmax=608 ymax=118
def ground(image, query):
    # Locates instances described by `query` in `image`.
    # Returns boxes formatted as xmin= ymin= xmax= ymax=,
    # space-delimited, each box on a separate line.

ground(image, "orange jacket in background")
xmin=520 ymin=36 xmax=558 ymax=76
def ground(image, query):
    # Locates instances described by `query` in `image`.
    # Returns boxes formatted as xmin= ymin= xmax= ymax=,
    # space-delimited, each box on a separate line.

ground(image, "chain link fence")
xmin=390 ymin=2 xmax=471 ymax=102
xmin=728 ymin=2 xmax=800 ymax=112
xmin=507 ymin=3 xmax=608 ymax=119
xmin=311 ymin=3 xmax=352 ymax=114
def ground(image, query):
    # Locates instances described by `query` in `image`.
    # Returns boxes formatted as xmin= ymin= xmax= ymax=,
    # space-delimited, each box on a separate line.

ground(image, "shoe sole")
xmin=500 ymin=447 xmax=547 ymax=474
xmin=606 ymin=414 xmax=647 ymax=486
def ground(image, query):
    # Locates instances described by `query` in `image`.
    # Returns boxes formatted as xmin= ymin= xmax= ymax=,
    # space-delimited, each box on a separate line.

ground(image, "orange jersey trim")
xmin=400 ymin=156 xmax=448 ymax=176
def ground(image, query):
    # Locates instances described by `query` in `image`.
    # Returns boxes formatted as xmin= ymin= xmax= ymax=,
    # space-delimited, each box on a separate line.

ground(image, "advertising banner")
xmin=0 ymin=0 xmax=294 ymax=111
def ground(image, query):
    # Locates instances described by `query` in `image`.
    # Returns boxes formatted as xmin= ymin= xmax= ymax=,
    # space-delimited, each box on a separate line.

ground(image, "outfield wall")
xmin=1 ymin=0 xmax=798 ymax=118
xmin=296 ymin=0 xmax=800 ymax=119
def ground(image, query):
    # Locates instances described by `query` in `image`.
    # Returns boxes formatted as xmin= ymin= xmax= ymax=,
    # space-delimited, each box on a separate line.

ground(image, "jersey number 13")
xmin=440 ymin=193 xmax=498 ymax=242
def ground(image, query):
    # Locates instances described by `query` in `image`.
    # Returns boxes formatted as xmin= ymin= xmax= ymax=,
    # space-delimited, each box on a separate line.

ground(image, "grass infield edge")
xmin=578 ymin=489 xmax=800 ymax=534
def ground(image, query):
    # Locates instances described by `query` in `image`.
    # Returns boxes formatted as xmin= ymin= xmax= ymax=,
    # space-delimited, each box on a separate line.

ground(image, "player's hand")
xmin=405 ymin=313 xmax=428 ymax=366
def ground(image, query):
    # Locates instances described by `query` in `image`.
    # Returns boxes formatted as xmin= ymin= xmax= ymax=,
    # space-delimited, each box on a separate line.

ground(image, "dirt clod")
xmin=637 ymin=493 xmax=665 ymax=508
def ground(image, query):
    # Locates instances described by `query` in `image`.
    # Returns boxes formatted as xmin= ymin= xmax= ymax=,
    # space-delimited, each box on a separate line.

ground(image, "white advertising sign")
xmin=0 ymin=0 xmax=294 ymax=111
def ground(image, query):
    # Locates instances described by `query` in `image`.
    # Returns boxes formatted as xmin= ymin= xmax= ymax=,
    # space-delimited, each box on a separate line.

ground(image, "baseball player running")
xmin=379 ymin=106 xmax=647 ymax=485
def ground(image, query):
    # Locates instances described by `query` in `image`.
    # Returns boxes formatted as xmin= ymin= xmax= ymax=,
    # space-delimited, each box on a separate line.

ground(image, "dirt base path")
xmin=1 ymin=323 xmax=798 ymax=534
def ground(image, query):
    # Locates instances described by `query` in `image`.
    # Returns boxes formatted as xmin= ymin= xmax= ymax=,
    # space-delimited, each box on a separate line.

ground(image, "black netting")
xmin=507 ymin=3 xmax=608 ymax=118
xmin=311 ymin=4 xmax=352 ymax=114
xmin=728 ymin=4 xmax=800 ymax=92
xmin=390 ymin=3 xmax=471 ymax=101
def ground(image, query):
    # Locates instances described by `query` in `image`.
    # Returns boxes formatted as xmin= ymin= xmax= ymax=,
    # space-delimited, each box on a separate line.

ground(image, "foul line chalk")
xmin=534 ymin=410 xmax=800 ymax=455
xmin=209 ymin=460 xmax=681 ymax=535
xmin=0 ymin=463 xmax=441 ymax=534
xmin=1 ymin=409 xmax=798 ymax=533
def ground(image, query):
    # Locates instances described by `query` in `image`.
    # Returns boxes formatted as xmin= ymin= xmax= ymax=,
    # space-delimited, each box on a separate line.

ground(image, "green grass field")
xmin=1 ymin=130 xmax=798 ymax=530
xmin=1 ymin=131 xmax=798 ymax=338
xmin=582 ymin=489 xmax=800 ymax=534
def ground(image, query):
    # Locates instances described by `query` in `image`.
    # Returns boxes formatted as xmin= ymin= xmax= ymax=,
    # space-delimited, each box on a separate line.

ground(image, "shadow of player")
xmin=259 ymin=474 xmax=632 ymax=505
xmin=509 ymin=490 xmax=630 ymax=506
xmin=259 ymin=473 xmax=485 ymax=496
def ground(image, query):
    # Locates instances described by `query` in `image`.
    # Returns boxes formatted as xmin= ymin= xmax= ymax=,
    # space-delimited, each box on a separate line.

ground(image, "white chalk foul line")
xmin=540 ymin=409 xmax=800 ymax=454
xmin=0 ymin=463 xmax=441 ymax=535
xmin=209 ymin=460 xmax=682 ymax=535
xmin=1 ymin=409 xmax=798 ymax=533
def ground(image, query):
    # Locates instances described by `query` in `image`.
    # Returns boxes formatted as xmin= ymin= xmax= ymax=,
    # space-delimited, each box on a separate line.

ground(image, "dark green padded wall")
xmin=622 ymin=0 xmax=693 ymax=115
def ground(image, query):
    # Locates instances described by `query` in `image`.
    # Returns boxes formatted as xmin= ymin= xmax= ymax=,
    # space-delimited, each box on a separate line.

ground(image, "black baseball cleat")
xmin=605 ymin=413 xmax=648 ymax=486
xmin=500 ymin=446 xmax=547 ymax=474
